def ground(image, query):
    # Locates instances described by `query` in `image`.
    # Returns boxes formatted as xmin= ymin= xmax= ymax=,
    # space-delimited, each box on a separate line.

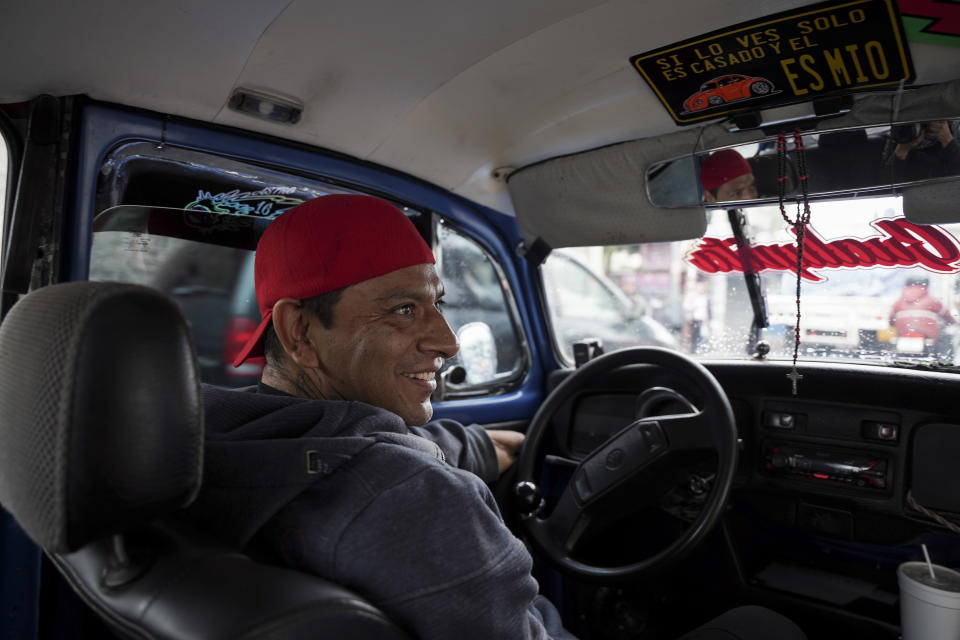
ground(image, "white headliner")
xmin=3 ymin=0 xmax=958 ymax=213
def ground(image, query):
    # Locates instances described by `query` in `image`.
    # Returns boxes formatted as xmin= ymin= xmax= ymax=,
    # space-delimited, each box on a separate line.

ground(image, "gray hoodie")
xmin=189 ymin=383 xmax=577 ymax=640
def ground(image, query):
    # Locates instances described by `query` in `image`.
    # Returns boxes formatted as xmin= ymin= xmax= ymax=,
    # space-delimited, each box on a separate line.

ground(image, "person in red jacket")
xmin=889 ymin=277 xmax=956 ymax=352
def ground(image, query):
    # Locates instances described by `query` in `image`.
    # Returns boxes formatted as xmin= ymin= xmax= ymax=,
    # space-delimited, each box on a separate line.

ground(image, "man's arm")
xmin=333 ymin=463 xmax=577 ymax=640
xmin=488 ymin=429 xmax=525 ymax=473
xmin=411 ymin=419 xmax=524 ymax=482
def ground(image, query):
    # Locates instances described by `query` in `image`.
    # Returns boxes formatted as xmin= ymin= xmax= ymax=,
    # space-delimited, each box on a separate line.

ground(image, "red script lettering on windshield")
xmin=686 ymin=217 xmax=960 ymax=281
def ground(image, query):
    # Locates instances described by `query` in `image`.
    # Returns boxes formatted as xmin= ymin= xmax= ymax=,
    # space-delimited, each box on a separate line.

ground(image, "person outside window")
xmin=889 ymin=276 xmax=956 ymax=355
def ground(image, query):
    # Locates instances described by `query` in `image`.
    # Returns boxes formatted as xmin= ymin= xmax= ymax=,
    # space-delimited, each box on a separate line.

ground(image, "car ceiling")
xmin=2 ymin=0 xmax=958 ymax=214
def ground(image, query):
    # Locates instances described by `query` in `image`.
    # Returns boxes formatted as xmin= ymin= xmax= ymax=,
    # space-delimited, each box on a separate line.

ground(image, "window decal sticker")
xmin=185 ymin=187 xmax=306 ymax=218
xmin=686 ymin=217 xmax=960 ymax=280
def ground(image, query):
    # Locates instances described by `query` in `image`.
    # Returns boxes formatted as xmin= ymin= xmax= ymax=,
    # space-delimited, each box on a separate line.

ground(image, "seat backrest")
xmin=0 ymin=281 xmax=411 ymax=640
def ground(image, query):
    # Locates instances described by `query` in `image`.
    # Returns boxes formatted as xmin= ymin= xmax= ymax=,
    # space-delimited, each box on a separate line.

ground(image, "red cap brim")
xmin=232 ymin=310 xmax=272 ymax=368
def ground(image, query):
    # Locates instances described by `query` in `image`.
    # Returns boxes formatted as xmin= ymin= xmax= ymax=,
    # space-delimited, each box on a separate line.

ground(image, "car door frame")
xmin=0 ymin=96 xmax=562 ymax=638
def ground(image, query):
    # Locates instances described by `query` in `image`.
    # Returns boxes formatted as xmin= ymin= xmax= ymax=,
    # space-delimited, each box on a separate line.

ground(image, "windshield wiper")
xmin=726 ymin=209 xmax=768 ymax=355
xmin=890 ymin=360 xmax=960 ymax=373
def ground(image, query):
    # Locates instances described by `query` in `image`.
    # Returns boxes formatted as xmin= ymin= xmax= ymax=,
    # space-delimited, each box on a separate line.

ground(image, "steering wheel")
xmin=514 ymin=347 xmax=738 ymax=581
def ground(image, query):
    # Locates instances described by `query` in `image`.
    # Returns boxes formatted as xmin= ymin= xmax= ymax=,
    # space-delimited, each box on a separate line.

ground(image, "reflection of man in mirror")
xmin=889 ymin=120 xmax=960 ymax=180
xmin=700 ymin=148 xmax=758 ymax=202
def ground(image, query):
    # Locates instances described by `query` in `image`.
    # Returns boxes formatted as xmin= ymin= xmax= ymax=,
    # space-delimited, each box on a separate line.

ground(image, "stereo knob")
xmin=771 ymin=453 xmax=789 ymax=468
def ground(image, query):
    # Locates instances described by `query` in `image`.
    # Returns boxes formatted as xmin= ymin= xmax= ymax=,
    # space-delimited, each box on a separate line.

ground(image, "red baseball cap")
xmin=232 ymin=194 xmax=436 ymax=366
xmin=700 ymin=149 xmax=752 ymax=192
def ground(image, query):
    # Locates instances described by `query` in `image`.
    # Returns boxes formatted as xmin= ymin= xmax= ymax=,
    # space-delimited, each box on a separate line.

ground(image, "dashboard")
xmin=547 ymin=358 xmax=960 ymax=532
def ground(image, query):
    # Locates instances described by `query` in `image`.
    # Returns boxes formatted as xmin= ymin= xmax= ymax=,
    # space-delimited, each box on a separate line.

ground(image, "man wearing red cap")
xmin=231 ymin=192 xmax=465 ymax=427
xmin=700 ymin=148 xmax=758 ymax=203
xmin=189 ymin=194 xmax=805 ymax=640
xmin=190 ymin=193 xmax=575 ymax=639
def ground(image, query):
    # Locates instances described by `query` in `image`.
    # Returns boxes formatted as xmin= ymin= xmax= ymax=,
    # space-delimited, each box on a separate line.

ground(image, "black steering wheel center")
xmin=514 ymin=347 xmax=738 ymax=581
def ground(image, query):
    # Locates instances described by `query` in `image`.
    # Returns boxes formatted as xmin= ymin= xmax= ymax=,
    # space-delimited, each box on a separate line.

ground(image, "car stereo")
xmin=761 ymin=442 xmax=889 ymax=491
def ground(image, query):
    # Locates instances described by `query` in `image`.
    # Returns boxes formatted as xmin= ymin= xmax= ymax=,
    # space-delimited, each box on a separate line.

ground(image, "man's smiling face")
xmin=306 ymin=263 xmax=459 ymax=425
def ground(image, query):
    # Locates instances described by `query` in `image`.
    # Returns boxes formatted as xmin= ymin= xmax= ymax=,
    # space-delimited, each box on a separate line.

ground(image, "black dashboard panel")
xmin=536 ymin=356 xmax=960 ymax=637
xmin=546 ymin=358 xmax=960 ymax=522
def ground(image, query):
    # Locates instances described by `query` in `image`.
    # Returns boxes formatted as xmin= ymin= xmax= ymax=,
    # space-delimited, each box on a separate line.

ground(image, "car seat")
xmin=812 ymin=129 xmax=886 ymax=191
xmin=0 ymin=281 xmax=412 ymax=639
xmin=747 ymin=152 xmax=796 ymax=199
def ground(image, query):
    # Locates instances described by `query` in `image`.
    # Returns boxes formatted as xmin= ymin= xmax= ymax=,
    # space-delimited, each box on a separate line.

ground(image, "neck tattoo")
xmin=292 ymin=372 xmax=328 ymax=400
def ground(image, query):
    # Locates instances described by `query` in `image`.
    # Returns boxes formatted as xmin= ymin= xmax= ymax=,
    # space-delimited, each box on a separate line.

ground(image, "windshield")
xmin=543 ymin=195 xmax=960 ymax=366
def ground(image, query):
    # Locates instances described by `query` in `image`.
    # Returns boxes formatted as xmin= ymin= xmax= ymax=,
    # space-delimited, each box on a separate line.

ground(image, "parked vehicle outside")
xmin=542 ymin=250 xmax=678 ymax=361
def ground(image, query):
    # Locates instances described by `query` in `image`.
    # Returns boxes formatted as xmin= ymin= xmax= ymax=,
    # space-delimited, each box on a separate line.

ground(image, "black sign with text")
xmin=630 ymin=0 xmax=914 ymax=125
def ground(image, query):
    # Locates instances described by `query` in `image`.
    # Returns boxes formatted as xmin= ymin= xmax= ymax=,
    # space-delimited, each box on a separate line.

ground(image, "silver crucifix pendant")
xmin=787 ymin=367 xmax=803 ymax=395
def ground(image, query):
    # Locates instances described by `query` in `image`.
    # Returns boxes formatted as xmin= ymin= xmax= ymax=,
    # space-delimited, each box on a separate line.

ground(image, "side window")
xmin=88 ymin=210 xmax=258 ymax=387
xmin=435 ymin=223 xmax=526 ymax=390
xmin=89 ymin=144 xmax=527 ymax=396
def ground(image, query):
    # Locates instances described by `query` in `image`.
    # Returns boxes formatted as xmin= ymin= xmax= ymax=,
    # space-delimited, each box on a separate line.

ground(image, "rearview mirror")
xmin=647 ymin=119 xmax=960 ymax=207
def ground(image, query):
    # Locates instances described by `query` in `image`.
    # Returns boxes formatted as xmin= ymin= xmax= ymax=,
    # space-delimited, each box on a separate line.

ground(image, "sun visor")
xmin=903 ymin=182 xmax=960 ymax=225
xmin=507 ymin=133 xmax=708 ymax=253
xmin=819 ymin=79 xmax=960 ymax=129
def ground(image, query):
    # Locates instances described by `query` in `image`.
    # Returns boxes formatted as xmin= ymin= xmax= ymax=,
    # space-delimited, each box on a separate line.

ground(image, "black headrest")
xmin=0 ymin=282 xmax=203 ymax=553
xmin=748 ymin=154 xmax=796 ymax=198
